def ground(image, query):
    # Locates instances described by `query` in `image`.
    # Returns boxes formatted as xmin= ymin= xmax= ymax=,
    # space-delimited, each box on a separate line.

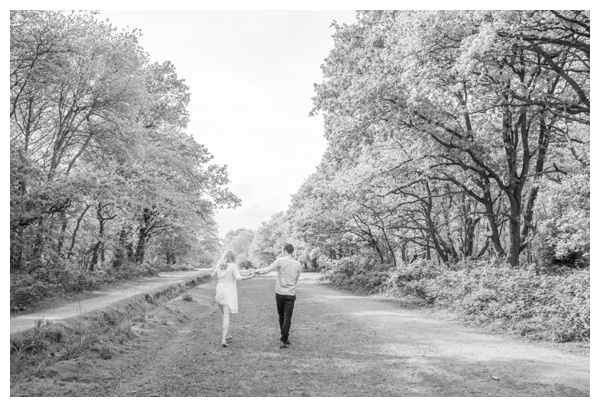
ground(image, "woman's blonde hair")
xmin=216 ymin=249 xmax=236 ymax=270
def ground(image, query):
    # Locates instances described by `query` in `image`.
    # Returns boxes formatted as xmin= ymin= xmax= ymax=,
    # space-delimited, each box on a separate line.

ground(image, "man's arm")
xmin=255 ymin=258 xmax=280 ymax=275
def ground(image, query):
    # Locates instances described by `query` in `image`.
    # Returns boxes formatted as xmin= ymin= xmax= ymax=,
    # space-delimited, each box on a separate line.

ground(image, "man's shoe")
xmin=280 ymin=341 xmax=289 ymax=349
xmin=283 ymin=339 xmax=291 ymax=345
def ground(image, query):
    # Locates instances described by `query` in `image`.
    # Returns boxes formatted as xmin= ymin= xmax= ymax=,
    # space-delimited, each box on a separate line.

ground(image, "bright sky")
xmin=97 ymin=10 xmax=357 ymax=237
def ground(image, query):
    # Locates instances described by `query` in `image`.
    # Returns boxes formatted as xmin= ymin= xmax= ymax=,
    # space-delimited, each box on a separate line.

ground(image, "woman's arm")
xmin=239 ymin=269 xmax=255 ymax=277
xmin=232 ymin=264 xmax=244 ymax=282
xmin=241 ymin=271 xmax=255 ymax=281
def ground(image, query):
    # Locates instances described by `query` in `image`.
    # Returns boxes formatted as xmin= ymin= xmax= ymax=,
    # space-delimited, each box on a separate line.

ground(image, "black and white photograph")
xmin=8 ymin=2 xmax=591 ymax=398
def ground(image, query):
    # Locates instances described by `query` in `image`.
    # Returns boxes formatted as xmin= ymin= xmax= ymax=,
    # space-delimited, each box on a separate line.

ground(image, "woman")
xmin=212 ymin=249 xmax=255 ymax=347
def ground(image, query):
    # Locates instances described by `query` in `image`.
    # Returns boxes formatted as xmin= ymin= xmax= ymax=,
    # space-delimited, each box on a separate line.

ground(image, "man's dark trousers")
xmin=276 ymin=293 xmax=296 ymax=343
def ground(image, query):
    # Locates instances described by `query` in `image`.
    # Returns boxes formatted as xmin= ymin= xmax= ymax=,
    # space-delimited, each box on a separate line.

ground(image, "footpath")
xmin=10 ymin=268 xmax=212 ymax=335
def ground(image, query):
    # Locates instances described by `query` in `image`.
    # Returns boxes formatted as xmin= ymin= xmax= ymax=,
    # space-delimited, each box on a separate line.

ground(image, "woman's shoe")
xmin=222 ymin=342 xmax=228 ymax=347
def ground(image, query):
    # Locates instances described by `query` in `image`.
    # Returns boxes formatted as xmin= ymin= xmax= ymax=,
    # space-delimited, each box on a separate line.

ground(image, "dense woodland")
xmin=249 ymin=11 xmax=590 ymax=342
xmin=10 ymin=11 xmax=239 ymax=311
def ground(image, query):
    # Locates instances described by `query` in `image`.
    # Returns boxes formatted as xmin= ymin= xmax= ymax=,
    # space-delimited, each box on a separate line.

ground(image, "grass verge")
xmin=10 ymin=274 xmax=210 ymax=389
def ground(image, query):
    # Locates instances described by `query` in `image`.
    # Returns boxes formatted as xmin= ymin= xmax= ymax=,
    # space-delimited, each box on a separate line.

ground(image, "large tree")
xmin=10 ymin=11 xmax=240 ymax=283
xmin=311 ymin=10 xmax=589 ymax=266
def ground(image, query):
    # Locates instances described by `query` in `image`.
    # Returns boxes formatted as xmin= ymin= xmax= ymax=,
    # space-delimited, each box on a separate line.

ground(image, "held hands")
xmin=246 ymin=268 xmax=258 ymax=275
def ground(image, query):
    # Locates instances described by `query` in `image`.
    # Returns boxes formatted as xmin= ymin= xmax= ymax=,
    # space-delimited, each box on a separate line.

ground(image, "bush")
xmin=318 ymin=255 xmax=391 ymax=293
xmin=325 ymin=256 xmax=590 ymax=342
xmin=10 ymin=274 xmax=63 ymax=313
xmin=384 ymin=260 xmax=590 ymax=342
xmin=383 ymin=259 xmax=442 ymax=302
xmin=10 ymin=260 xmax=166 ymax=313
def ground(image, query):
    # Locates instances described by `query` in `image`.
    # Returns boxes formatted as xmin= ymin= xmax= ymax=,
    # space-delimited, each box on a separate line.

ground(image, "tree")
xmin=10 ymin=11 xmax=240 ymax=296
xmin=311 ymin=10 xmax=589 ymax=266
xmin=10 ymin=11 xmax=147 ymax=272
xmin=249 ymin=212 xmax=290 ymax=267
xmin=221 ymin=228 xmax=255 ymax=268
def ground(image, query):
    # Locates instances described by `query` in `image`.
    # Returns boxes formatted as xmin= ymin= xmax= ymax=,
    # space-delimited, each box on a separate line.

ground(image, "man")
xmin=255 ymin=243 xmax=302 ymax=348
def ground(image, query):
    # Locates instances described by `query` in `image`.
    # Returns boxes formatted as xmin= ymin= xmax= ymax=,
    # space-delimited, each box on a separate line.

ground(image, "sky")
xmin=95 ymin=10 xmax=357 ymax=237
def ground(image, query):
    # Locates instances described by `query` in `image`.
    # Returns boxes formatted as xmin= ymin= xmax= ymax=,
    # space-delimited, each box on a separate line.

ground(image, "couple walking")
xmin=211 ymin=243 xmax=302 ymax=348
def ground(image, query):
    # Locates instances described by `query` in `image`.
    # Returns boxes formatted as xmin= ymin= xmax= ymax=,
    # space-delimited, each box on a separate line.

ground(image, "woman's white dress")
xmin=213 ymin=263 xmax=242 ymax=313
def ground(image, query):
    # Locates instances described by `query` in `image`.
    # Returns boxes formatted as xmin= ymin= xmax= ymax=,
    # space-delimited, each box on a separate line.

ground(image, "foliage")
xmin=10 ymin=261 xmax=187 ymax=313
xmin=248 ymin=212 xmax=288 ymax=267
xmin=219 ymin=228 xmax=255 ymax=268
xmin=384 ymin=261 xmax=589 ymax=342
xmin=319 ymin=256 xmax=589 ymax=342
xmin=10 ymin=274 xmax=62 ymax=314
xmin=248 ymin=211 xmax=317 ymax=270
xmin=305 ymin=10 xmax=589 ymax=267
xmin=10 ymin=11 xmax=238 ymax=310
xmin=318 ymin=255 xmax=390 ymax=293
xmin=537 ymin=173 xmax=590 ymax=267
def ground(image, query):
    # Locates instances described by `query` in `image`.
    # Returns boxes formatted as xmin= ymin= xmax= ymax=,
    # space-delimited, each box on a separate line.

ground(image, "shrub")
xmin=318 ymin=255 xmax=391 ymax=293
xmin=10 ymin=274 xmax=63 ymax=313
xmin=329 ymin=257 xmax=589 ymax=342
xmin=10 ymin=258 xmax=168 ymax=312
xmin=383 ymin=259 xmax=442 ymax=302
xmin=383 ymin=260 xmax=589 ymax=342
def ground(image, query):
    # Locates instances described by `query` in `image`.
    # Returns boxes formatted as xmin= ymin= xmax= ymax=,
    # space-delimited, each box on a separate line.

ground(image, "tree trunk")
xmin=520 ymin=117 xmax=550 ymax=252
xmin=482 ymin=183 xmax=505 ymax=258
xmin=462 ymin=216 xmax=475 ymax=258
xmin=506 ymin=196 xmax=522 ymax=266
xmin=476 ymin=239 xmax=490 ymax=258
xmin=423 ymin=182 xmax=448 ymax=264
xmin=96 ymin=204 xmax=106 ymax=265
xmin=166 ymin=252 xmax=176 ymax=265
xmin=373 ymin=242 xmax=385 ymax=264
xmin=57 ymin=212 xmax=68 ymax=254
xmin=113 ymin=226 xmax=132 ymax=268
xmin=501 ymin=108 xmax=527 ymax=266
xmin=89 ymin=241 xmax=101 ymax=272
xmin=459 ymin=195 xmax=479 ymax=259
xmin=380 ymin=222 xmax=396 ymax=266
xmin=32 ymin=217 xmax=46 ymax=264
xmin=68 ymin=204 xmax=90 ymax=260
xmin=135 ymin=228 xmax=147 ymax=264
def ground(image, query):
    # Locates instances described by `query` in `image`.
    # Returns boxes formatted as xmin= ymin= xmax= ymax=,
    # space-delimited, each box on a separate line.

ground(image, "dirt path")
xmin=12 ymin=272 xmax=589 ymax=396
xmin=10 ymin=269 xmax=211 ymax=335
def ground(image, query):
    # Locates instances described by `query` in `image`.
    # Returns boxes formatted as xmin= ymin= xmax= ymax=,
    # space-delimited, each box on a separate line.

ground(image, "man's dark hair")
xmin=283 ymin=243 xmax=294 ymax=254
